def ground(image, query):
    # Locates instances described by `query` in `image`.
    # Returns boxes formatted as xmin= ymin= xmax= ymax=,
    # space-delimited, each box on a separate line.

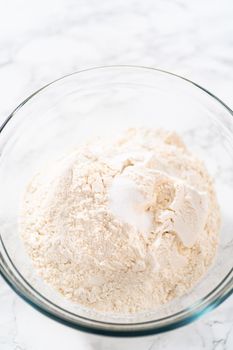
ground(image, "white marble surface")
xmin=0 ymin=0 xmax=233 ymax=349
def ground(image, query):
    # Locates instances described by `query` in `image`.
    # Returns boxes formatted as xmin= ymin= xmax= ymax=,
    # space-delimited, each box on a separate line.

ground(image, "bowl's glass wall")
xmin=0 ymin=67 xmax=233 ymax=332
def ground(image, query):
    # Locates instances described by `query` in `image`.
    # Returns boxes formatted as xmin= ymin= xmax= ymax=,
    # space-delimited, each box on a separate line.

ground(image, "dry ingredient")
xmin=19 ymin=128 xmax=220 ymax=313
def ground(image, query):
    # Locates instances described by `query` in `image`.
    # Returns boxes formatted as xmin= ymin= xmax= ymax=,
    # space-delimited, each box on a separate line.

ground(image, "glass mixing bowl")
xmin=0 ymin=66 xmax=233 ymax=337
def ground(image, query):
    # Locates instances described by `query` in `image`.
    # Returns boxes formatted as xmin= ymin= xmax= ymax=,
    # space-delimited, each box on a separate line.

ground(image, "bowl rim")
xmin=0 ymin=65 xmax=233 ymax=337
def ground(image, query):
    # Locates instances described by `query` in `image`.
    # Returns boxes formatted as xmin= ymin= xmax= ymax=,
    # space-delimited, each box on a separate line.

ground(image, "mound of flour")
xmin=19 ymin=128 xmax=220 ymax=313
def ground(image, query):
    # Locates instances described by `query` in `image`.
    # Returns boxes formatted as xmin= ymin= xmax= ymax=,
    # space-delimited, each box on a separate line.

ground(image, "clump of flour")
xmin=19 ymin=128 xmax=220 ymax=313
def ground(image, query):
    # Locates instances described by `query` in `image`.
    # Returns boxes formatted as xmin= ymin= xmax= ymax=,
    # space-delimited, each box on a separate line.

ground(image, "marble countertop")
xmin=0 ymin=0 xmax=233 ymax=349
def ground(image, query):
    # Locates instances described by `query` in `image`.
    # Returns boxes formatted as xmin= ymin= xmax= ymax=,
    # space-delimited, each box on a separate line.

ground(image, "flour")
xmin=19 ymin=128 xmax=220 ymax=313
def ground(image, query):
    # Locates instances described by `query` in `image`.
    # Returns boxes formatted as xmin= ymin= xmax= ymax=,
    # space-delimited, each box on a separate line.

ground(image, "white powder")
xmin=109 ymin=176 xmax=153 ymax=233
xmin=19 ymin=128 xmax=220 ymax=314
